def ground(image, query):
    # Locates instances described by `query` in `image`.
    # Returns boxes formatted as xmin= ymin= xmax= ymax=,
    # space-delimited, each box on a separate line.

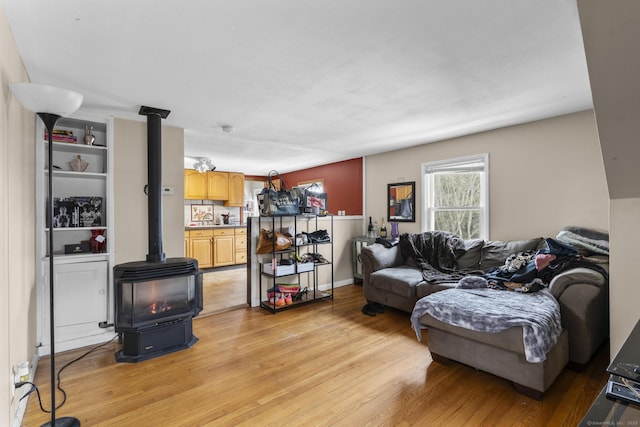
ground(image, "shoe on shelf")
xmin=293 ymin=287 xmax=309 ymax=301
xmin=275 ymin=294 xmax=286 ymax=307
xmin=285 ymin=293 xmax=293 ymax=305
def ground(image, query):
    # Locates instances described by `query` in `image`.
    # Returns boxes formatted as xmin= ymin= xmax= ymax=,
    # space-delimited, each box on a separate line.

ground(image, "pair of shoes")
xmin=275 ymin=294 xmax=286 ymax=307
xmin=361 ymin=304 xmax=377 ymax=316
xmin=293 ymin=287 xmax=308 ymax=301
xmin=370 ymin=302 xmax=385 ymax=313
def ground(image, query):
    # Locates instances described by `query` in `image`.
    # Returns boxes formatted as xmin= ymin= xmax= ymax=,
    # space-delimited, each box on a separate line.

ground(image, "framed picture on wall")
xmin=191 ymin=205 xmax=213 ymax=222
xmin=388 ymin=182 xmax=415 ymax=222
xmin=297 ymin=179 xmax=324 ymax=192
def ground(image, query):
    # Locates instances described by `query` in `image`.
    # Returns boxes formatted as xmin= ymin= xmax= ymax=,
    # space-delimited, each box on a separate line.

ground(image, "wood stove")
xmin=114 ymin=258 xmax=202 ymax=362
xmin=113 ymin=105 xmax=203 ymax=362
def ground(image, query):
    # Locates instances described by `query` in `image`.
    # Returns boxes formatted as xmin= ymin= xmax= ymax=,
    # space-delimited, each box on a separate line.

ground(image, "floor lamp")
xmin=10 ymin=83 xmax=83 ymax=427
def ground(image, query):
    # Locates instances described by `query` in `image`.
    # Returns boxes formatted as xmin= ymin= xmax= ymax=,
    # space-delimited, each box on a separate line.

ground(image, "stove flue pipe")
xmin=139 ymin=105 xmax=171 ymax=263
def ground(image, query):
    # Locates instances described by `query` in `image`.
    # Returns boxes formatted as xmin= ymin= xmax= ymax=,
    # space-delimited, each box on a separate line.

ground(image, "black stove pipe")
xmin=139 ymin=105 xmax=171 ymax=263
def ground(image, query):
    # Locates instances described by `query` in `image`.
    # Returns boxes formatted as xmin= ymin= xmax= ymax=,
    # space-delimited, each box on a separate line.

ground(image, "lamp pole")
xmin=10 ymin=83 xmax=83 ymax=427
xmin=42 ymin=113 xmax=64 ymax=427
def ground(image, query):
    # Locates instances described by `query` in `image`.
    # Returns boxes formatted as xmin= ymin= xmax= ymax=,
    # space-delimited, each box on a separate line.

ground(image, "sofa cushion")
xmin=480 ymin=238 xmax=543 ymax=272
xmin=361 ymin=244 xmax=404 ymax=271
xmin=456 ymin=239 xmax=484 ymax=270
xmin=369 ymin=266 xmax=424 ymax=298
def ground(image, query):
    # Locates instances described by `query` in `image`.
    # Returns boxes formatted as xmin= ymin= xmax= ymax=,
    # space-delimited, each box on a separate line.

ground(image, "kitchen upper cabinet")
xmin=264 ymin=178 xmax=281 ymax=190
xmin=184 ymin=169 xmax=244 ymax=203
xmin=207 ymin=172 xmax=229 ymax=200
xmin=184 ymin=169 xmax=207 ymax=200
xmin=225 ymin=172 xmax=245 ymax=207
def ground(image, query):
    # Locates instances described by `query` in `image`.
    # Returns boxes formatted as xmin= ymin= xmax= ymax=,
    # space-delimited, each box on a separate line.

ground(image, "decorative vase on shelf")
xmin=83 ymin=125 xmax=95 ymax=146
xmin=69 ymin=155 xmax=89 ymax=172
xmin=89 ymin=229 xmax=106 ymax=253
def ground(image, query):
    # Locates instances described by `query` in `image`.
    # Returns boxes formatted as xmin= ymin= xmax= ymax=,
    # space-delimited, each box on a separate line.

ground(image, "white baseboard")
xmin=317 ymin=278 xmax=355 ymax=291
xmin=37 ymin=330 xmax=117 ymax=357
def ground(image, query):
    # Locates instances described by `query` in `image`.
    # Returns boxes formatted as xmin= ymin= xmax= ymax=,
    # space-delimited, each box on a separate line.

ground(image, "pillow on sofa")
xmin=456 ymin=239 xmax=484 ymax=270
xmin=480 ymin=238 xmax=543 ymax=272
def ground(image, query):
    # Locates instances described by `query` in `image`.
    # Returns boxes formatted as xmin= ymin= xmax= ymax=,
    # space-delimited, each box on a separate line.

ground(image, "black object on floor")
xmin=362 ymin=304 xmax=377 ymax=316
xmin=370 ymin=302 xmax=385 ymax=313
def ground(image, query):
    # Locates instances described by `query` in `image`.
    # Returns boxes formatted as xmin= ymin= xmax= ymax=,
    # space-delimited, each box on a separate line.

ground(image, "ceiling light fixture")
xmin=193 ymin=158 xmax=215 ymax=173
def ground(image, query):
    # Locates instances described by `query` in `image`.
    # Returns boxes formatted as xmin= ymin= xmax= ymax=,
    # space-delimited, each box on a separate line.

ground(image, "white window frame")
xmin=421 ymin=153 xmax=489 ymax=240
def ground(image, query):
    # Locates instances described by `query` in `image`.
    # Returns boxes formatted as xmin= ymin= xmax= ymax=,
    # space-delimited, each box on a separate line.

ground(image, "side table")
xmin=352 ymin=236 xmax=376 ymax=284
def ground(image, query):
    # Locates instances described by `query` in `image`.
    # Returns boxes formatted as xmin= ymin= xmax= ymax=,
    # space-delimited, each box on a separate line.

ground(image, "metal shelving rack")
xmin=257 ymin=214 xmax=334 ymax=313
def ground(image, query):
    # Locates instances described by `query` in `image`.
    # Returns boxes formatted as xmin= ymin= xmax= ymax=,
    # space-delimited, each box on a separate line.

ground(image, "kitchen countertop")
xmin=185 ymin=225 xmax=245 ymax=229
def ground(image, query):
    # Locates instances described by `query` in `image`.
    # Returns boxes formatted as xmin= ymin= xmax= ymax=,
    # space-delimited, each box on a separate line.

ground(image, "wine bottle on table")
xmin=380 ymin=217 xmax=387 ymax=238
xmin=368 ymin=216 xmax=374 ymax=237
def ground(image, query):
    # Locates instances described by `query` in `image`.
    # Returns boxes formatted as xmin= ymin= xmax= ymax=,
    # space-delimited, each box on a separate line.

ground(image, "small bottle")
xmin=380 ymin=217 xmax=387 ymax=238
xmin=368 ymin=216 xmax=374 ymax=237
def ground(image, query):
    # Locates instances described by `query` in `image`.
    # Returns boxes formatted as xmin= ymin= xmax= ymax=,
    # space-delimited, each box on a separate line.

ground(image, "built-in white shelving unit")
xmin=35 ymin=115 xmax=116 ymax=355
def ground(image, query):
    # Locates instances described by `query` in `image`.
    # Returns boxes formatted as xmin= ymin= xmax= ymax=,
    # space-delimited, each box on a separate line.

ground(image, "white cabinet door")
xmin=41 ymin=260 xmax=109 ymax=354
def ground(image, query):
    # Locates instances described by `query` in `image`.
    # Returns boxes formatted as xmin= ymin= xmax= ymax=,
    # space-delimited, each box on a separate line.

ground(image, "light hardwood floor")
xmin=22 ymin=285 xmax=608 ymax=426
xmin=200 ymin=266 xmax=247 ymax=316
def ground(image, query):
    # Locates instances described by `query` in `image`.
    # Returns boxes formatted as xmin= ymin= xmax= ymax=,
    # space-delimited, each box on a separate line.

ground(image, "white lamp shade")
xmin=9 ymin=83 xmax=83 ymax=117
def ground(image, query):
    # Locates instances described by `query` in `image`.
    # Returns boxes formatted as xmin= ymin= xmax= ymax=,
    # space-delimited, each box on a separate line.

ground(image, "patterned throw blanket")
xmin=411 ymin=288 xmax=562 ymax=363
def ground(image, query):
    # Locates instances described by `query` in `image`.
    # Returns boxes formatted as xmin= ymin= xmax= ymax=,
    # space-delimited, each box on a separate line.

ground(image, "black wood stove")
xmin=113 ymin=106 xmax=203 ymax=363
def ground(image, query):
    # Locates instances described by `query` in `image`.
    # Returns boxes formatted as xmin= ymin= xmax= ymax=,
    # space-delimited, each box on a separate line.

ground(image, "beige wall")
xmin=578 ymin=0 xmax=640 ymax=356
xmin=315 ymin=217 xmax=363 ymax=287
xmin=1 ymin=6 xmax=37 ymax=424
xmin=365 ymin=110 xmax=609 ymax=241
xmin=609 ymin=198 xmax=640 ymax=353
xmin=113 ymin=119 xmax=185 ymax=264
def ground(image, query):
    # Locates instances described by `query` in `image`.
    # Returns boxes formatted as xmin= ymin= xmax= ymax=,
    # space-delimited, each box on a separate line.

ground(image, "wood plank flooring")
xmin=22 ymin=285 xmax=609 ymax=427
xmin=200 ymin=266 xmax=247 ymax=316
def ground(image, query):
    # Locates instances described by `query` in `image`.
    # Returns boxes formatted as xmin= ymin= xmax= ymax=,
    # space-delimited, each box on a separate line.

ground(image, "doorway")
xmin=200 ymin=265 xmax=247 ymax=316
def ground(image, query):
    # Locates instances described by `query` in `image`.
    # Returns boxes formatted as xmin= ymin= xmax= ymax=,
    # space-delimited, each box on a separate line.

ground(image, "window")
xmin=422 ymin=154 xmax=489 ymax=239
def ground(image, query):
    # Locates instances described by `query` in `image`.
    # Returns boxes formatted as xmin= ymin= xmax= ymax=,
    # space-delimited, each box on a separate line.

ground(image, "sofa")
xmin=360 ymin=233 xmax=609 ymax=398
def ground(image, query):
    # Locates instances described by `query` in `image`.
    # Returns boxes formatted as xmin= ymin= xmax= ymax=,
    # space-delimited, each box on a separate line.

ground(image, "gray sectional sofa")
xmin=360 ymin=235 xmax=609 ymax=398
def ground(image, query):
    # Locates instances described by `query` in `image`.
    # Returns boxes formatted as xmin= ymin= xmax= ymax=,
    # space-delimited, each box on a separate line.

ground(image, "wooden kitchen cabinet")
xmin=225 ymin=172 xmax=245 ymax=207
xmin=184 ymin=169 xmax=244 ymax=204
xmin=264 ymin=178 xmax=281 ymax=190
xmin=189 ymin=229 xmax=213 ymax=268
xmin=213 ymin=229 xmax=234 ymax=266
xmin=184 ymin=169 xmax=207 ymax=199
xmin=234 ymin=227 xmax=247 ymax=264
xmin=186 ymin=227 xmax=246 ymax=267
xmin=207 ymin=171 xmax=229 ymax=200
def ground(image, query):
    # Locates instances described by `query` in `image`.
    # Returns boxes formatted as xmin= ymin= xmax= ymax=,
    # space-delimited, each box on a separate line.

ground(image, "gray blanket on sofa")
xmin=400 ymin=231 xmax=481 ymax=284
xmin=410 ymin=288 xmax=562 ymax=363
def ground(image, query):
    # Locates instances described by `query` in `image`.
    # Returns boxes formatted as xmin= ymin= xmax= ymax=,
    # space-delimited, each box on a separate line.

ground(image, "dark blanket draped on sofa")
xmin=399 ymin=231 xmax=482 ymax=284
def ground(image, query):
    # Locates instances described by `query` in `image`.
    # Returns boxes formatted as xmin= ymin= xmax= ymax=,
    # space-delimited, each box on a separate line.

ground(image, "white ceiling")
xmin=3 ymin=0 xmax=592 ymax=175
